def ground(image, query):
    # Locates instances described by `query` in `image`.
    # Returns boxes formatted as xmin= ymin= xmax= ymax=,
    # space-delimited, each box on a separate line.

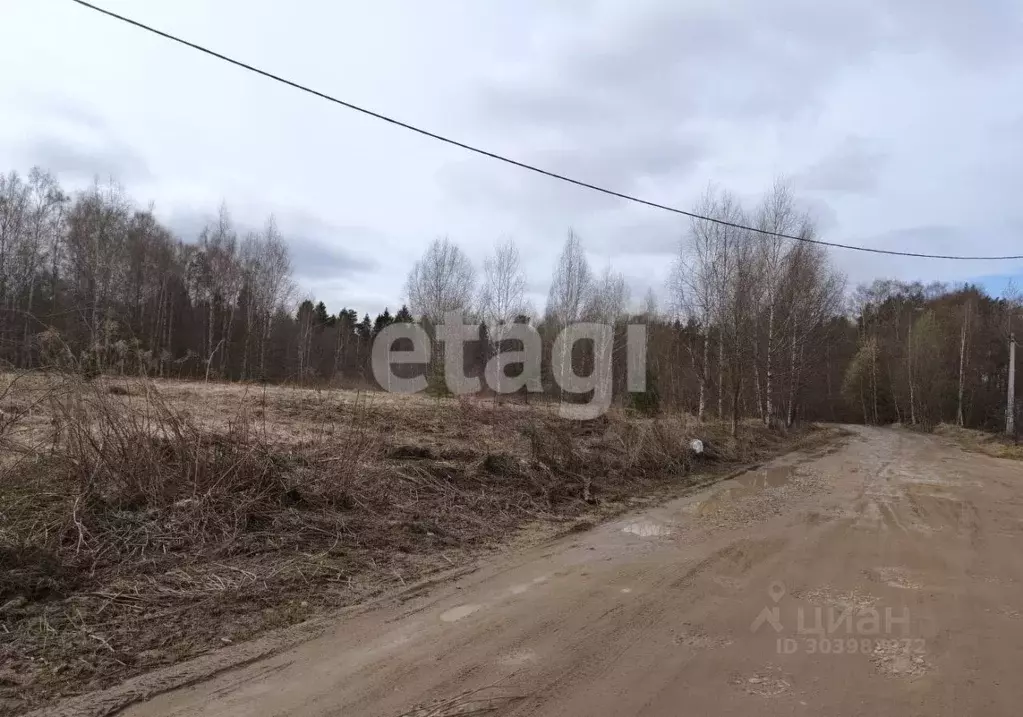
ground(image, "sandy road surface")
xmin=68 ymin=427 xmax=1023 ymax=716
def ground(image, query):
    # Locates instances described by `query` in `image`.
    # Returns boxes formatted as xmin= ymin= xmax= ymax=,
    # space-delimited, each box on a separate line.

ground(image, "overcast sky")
xmin=2 ymin=0 xmax=1022 ymax=316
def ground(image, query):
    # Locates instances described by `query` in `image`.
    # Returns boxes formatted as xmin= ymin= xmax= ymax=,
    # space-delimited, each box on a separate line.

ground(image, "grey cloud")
xmin=536 ymin=133 xmax=705 ymax=188
xmin=457 ymin=0 xmax=916 ymax=239
xmin=565 ymin=4 xmax=864 ymax=121
xmin=22 ymin=134 xmax=151 ymax=184
xmin=20 ymin=92 xmax=109 ymax=133
xmin=477 ymin=2 xmax=881 ymax=136
xmin=992 ymin=114 xmax=1023 ymax=140
xmin=457 ymin=0 xmax=1023 ymax=295
xmin=584 ymin=213 xmax=681 ymax=256
xmin=792 ymin=196 xmax=840 ymax=234
xmin=475 ymin=0 xmax=1022 ymax=150
xmin=853 ymin=223 xmax=1023 ymax=263
xmin=855 ymin=225 xmax=964 ymax=255
xmin=822 ymin=219 xmax=1023 ymax=289
xmin=13 ymin=93 xmax=152 ymax=184
xmin=525 ymin=275 xmax=551 ymax=297
xmin=477 ymin=84 xmax=630 ymax=133
xmin=165 ymin=207 xmax=378 ymax=282
xmin=297 ymin=278 xmax=397 ymax=317
xmin=797 ymin=137 xmax=888 ymax=195
xmin=166 ymin=210 xmax=209 ymax=243
xmin=276 ymin=210 xmax=382 ymax=280
xmin=443 ymin=130 xmax=706 ymax=227
xmin=6 ymin=0 xmax=1021 ymax=309
xmin=289 ymin=237 xmax=377 ymax=281
xmin=887 ymin=0 xmax=1023 ymax=66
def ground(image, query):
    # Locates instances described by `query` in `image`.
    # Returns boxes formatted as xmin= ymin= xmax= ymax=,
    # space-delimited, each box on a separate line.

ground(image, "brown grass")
xmin=0 ymin=372 xmax=814 ymax=714
xmin=934 ymin=423 xmax=1023 ymax=461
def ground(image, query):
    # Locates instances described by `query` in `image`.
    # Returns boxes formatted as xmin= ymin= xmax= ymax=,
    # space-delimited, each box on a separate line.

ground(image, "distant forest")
xmin=0 ymin=168 xmax=1019 ymax=432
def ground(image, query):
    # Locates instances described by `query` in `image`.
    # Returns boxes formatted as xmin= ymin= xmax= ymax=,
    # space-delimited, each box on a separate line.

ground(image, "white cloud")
xmin=1 ymin=0 xmax=1021 ymax=313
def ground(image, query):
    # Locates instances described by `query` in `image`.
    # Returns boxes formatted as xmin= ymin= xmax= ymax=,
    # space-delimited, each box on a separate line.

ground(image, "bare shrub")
xmin=0 ymin=375 xmax=812 ymax=711
xmin=1 ymin=375 xmax=377 ymax=602
xmin=626 ymin=416 xmax=695 ymax=475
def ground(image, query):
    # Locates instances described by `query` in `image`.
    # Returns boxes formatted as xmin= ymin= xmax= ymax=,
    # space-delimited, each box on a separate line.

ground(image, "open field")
xmin=0 ymin=373 xmax=825 ymax=715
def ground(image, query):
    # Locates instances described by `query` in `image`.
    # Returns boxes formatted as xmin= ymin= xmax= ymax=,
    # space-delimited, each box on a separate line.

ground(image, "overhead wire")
xmin=69 ymin=0 xmax=1023 ymax=261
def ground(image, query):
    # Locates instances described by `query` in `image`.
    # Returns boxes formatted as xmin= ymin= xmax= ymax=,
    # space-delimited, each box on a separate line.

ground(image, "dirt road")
xmin=61 ymin=427 xmax=1023 ymax=716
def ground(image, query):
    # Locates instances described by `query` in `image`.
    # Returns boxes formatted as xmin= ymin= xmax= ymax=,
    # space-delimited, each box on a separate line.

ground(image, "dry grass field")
xmin=0 ymin=372 xmax=822 ymax=714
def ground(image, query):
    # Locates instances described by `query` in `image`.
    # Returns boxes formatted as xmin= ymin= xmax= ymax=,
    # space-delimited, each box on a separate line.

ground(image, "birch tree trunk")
xmin=753 ymin=337 xmax=764 ymax=421
xmin=717 ymin=330 xmax=724 ymax=419
xmin=698 ymin=326 xmax=709 ymax=421
xmin=908 ymin=320 xmax=916 ymax=425
xmin=786 ymin=335 xmax=803 ymax=427
xmin=956 ymin=302 xmax=969 ymax=426
xmin=765 ymin=303 xmax=774 ymax=425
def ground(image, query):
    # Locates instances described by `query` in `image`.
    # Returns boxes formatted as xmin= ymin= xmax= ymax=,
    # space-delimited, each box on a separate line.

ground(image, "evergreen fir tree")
xmin=357 ymin=313 xmax=373 ymax=339
xmin=373 ymin=308 xmax=394 ymax=336
xmin=314 ymin=301 xmax=330 ymax=326
xmin=394 ymin=304 xmax=413 ymax=323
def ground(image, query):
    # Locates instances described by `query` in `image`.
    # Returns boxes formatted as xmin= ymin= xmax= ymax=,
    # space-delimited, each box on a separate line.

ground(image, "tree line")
xmin=0 ymin=167 xmax=1018 ymax=432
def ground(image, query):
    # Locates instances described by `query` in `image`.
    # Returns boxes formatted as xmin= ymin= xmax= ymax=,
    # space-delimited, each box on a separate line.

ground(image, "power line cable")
xmin=70 ymin=0 xmax=1023 ymax=261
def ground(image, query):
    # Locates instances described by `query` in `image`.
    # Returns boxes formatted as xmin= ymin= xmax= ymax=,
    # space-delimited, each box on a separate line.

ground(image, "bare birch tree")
xmin=753 ymin=180 xmax=800 ymax=426
xmin=585 ymin=264 xmax=630 ymax=400
xmin=712 ymin=198 xmax=757 ymax=436
xmin=64 ymin=178 xmax=132 ymax=361
xmin=669 ymin=189 xmax=727 ymax=421
xmin=241 ymin=216 xmax=294 ymax=378
xmin=546 ymin=230 xmax=591 ymax=327
xmin=778 ymin=239 xmax=845 ymax=425
xmin=405 ymin=237 xmax=477 ymax=323
xmin=479 ymin=238 xmax=526 ymax=393
xmin=546 ymin=230 xmax=592 ymax=391
xmin=642 ymin=288 xmax=658 ymax=320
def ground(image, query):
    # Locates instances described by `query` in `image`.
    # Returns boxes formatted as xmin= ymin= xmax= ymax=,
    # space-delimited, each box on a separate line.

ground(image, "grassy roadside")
xmin=0 ymin=373 xmax=831 ymax=715
xmin=933 ymin=423 xmax=1023 ymax=461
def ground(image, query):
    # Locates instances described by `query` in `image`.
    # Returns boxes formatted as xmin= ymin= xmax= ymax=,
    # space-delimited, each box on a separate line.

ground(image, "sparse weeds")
xmin=0 ymin=376 xmax=811 ymax=712
xmin=935 ymin=423 xmax=1023 ymax=461
xmin=0 ymin=372 xmax=381 ymax=711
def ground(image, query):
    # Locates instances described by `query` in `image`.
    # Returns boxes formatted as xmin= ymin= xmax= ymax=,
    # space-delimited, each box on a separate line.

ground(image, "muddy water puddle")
xmin=622 ymin=520 xmax=673 ymax=537
xmin=694 ymin=465 xmax=797 ymax=515
xmin=621 ymin=465 xmax=798 ymax=534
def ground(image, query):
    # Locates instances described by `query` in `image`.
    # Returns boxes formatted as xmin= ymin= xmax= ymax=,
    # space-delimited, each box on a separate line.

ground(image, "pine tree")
xmin=337 ymin=308 xmax=358 ymax=330
xmin=296 ymin=300 xmax=315 ymax=322
xmin=314 ymin=301 xmax=330 ymax=326
xmin=373 ymin=308 xmax=394 ymax=336
xmin=394 ymin=304 xmax=413 ymax=323
xmin=357 ymin=313 xmax=373 ymax=339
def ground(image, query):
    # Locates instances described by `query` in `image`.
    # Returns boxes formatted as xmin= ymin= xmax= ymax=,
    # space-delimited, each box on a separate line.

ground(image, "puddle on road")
xmin=742 ymin=465 xmax=797 ymax=489
xmin=499 ymin=648 xmax=538 ymax=666
xmin=440 ymin=604 xmax=482 ymax=622
xmin=695 ymin=465 xmax=797 ymax=515
xmin=622 ymin=520 xmax=673 ymax=537
xmin=865 ymin=567 xmax=923 ymax=590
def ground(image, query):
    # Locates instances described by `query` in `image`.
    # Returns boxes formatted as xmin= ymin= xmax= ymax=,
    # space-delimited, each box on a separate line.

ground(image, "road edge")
xmin=30 ymin=426 xmax=846 ymax=717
